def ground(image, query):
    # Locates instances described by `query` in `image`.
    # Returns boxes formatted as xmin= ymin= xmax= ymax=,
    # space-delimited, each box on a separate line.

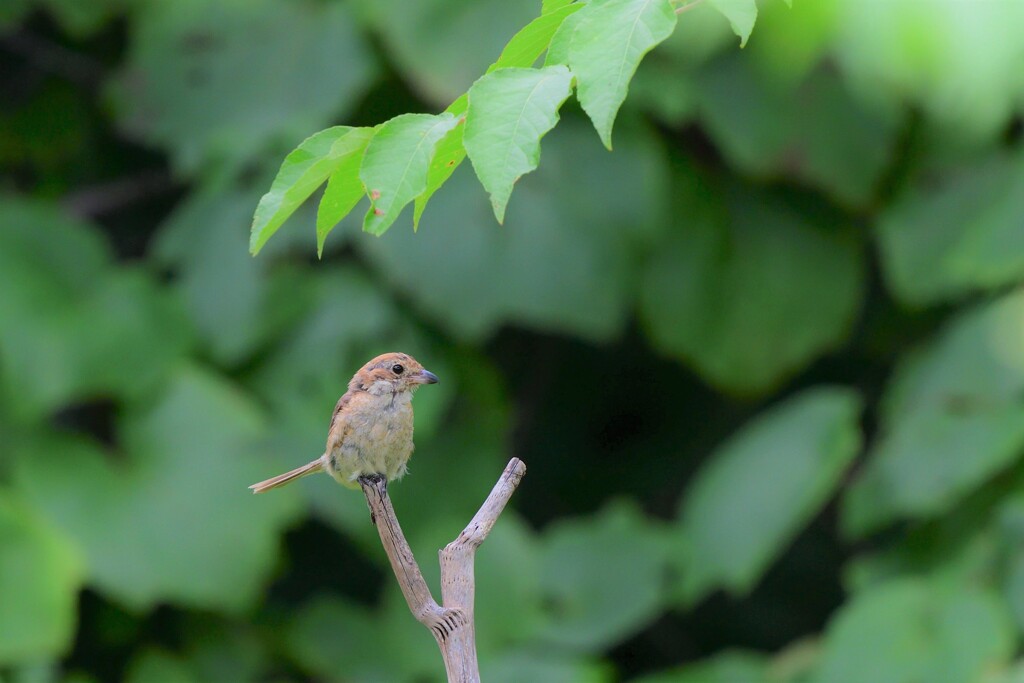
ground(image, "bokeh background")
xmin=3 ymin=0 xmax=1024 ymax=681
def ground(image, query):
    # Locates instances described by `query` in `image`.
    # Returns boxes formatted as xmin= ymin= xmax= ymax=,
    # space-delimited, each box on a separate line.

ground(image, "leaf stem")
xmin=674 ymin=0 xmax=706 ymax=14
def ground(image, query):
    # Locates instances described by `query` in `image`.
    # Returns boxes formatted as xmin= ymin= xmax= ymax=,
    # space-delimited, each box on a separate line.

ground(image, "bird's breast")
xmin=328 ymin=391 xmax=414 ymax=460
xmin=338 ymin=394 xmax=412 ymax=482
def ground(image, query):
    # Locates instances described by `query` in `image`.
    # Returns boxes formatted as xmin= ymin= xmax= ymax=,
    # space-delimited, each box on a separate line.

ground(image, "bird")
xmin=249 ymin=352 xmax=439 ymax=494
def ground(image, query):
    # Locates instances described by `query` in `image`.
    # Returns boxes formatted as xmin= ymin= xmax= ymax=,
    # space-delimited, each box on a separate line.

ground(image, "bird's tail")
xmin=249 ymin=458 xmax=323 ymax=494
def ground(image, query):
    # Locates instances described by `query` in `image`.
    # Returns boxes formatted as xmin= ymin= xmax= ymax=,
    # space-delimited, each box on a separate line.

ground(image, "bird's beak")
xmin=414 ymin=369 xmax=439 ymax=384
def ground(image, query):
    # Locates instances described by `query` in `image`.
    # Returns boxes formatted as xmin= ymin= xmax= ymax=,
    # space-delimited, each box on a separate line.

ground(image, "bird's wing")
xmin=329 ymin=390 xmax=354 ymax=432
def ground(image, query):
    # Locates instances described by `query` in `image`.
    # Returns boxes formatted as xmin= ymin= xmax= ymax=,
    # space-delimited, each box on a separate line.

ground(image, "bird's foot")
xmin=357 ymin=473 xmax=389 ymax=526
xmin=357 ymin=472 xmax=388 ymax=487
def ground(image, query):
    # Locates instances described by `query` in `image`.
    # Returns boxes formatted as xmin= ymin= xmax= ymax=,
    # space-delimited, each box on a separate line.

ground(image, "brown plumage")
xmin=249 ymin=352 xmax=439 ymax=494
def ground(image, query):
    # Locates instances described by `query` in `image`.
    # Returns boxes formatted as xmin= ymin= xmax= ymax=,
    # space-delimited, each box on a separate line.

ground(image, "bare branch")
xmin=359 ymin=458 xmax=527 ymax=683
xmin=454 ymin=457 xmax=528 ymax=548
xmin=358 ymin=475 xmax=448 ymax=630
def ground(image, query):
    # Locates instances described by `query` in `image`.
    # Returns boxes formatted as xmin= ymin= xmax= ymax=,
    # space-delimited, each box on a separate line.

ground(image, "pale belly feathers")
xmin=322 ymin=392 xmax=415 ymax=488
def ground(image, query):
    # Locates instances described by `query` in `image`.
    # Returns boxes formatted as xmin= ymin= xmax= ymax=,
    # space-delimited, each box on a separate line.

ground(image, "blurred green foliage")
xmin=1 ymin=0 xmax=1024 ymax=682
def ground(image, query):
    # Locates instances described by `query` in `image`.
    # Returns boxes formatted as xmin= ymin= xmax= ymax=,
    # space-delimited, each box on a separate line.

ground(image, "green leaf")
xmin=998 ymin=496 xmax=1024 ymax=634
xmin=832 ymin=1 xmax=1024 ymax=145
xmin=627 ymin=57 xmax=698 ymax=124
xmin=13 ymin=369 xmax=301 ymax=612
xmin=676 ymin=387 xmax=862 ymax=602
xmin=249 ymin=126 xmax=373 ymax=255
xmin=843 ymin=520 xmax=1003 ymax=600
xmin=708 ymin=0 xmax=757 ymax=47
xmin=360 ymin=113 xmax=459 ymax=235
xmin=109 ymin=0 xmax=376 ymax=174
xmin=412 ymin=96 xmax=468 ymax=230
xmin=640 ymin=180 xmax=863 ymax=396
xmin=125 ymin=650 xmax=197 ymax=683
xmin=694 ymin=56 xmax=897 ymax=208
xmin=988 ymin=662 xmax=1024 ymax=683
xmin=315 ymin=130 xmax=376 ymax=256
xmin=35 ymin=0 xmax=120 ymax=36
xmin=360 ymin=120 xmax=669 ymax=342
xmin=875 ymin=149 xmax=1024 ymax=306
xmin=0 ymin=494 xmax=83 ymax=664
xmin=0 ymin=199 xmax=193 ymax=421
xmin=485 ymin=650 xmax=612 ymax=683
xmin=177 ymin=617 xmax=269 ymax=683
xmin=448 ymin=93 xmax=471 ymax=119
xmin=544 ymin=3 xmax=586 ymax=65
xmin=846 ymin=409 xmax=1024 ymax=536
xmin=0 ymin=197 xmax=110 ymax=306
xmin=67 ymin=269 xmax=193 ymax=399
xmin=812 ymin=579 xmax=1014 ymax=683
xmin=350 ymin=0 xmax=538 ymax=103
xmin=378 ymin=584 xmax=458 ymax=680
xmin=285 ymin=597 xmax=391 ymax=681
xmin=653 ymin=1 xmax=736 ymax=63
xmin=0 ymin=0 xmax=28 ymax=28
xmin=489 ymin=4 xmax=584 ymax=73
xmin=156 ymin=189 xmax=281 ymax=365
xmin=843 ymin=290 xmax=1024 ymax=536
xmin=246 ymin=268 xmax=399 ymax=421
xmin=465 ymin=66 xmax=574 ymax=223
xmin=632 ymin=651 xmax=768 ymax=683
xmin=537 ymin=501 xmax=670 ymax=651
xmin=743 ymin=0 xmax=836 ymax=82
xmin=474 ymin=519 xmax=546 ymax=654
xmin=546 ymin=0 xmax=677 ymax=148
xmin=543 ymin=0 xmax=576 ymax=13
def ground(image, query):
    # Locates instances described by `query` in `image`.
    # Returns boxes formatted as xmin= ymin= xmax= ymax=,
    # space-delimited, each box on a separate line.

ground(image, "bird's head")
xmin=350 ymin=352 xmax=439 ymax=395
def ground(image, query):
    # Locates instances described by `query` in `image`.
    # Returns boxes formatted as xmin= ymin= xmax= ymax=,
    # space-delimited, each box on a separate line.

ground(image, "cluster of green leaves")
xmin=3 ymin=0 xmax=1024 ymax=682
xmin=249 ymin=0 xmax=765 ymax=255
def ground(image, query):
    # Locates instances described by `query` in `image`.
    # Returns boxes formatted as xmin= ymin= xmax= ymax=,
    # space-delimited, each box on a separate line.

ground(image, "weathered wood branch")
xmin=359 ymin=457 xmax=527 ymax=683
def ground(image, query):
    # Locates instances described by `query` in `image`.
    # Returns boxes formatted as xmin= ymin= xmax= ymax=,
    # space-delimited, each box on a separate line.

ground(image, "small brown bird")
xmin=249 ymin=352 xmax=439 ymax=494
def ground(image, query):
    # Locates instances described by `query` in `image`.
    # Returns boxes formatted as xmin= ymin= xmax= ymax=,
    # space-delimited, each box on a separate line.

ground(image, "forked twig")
xmin=359 ymin=458 xmax=527 ymax=682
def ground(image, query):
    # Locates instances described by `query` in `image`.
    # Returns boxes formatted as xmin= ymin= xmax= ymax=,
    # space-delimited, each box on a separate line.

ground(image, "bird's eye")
xmin=391 ymin=364 xmax=405 ymax=374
